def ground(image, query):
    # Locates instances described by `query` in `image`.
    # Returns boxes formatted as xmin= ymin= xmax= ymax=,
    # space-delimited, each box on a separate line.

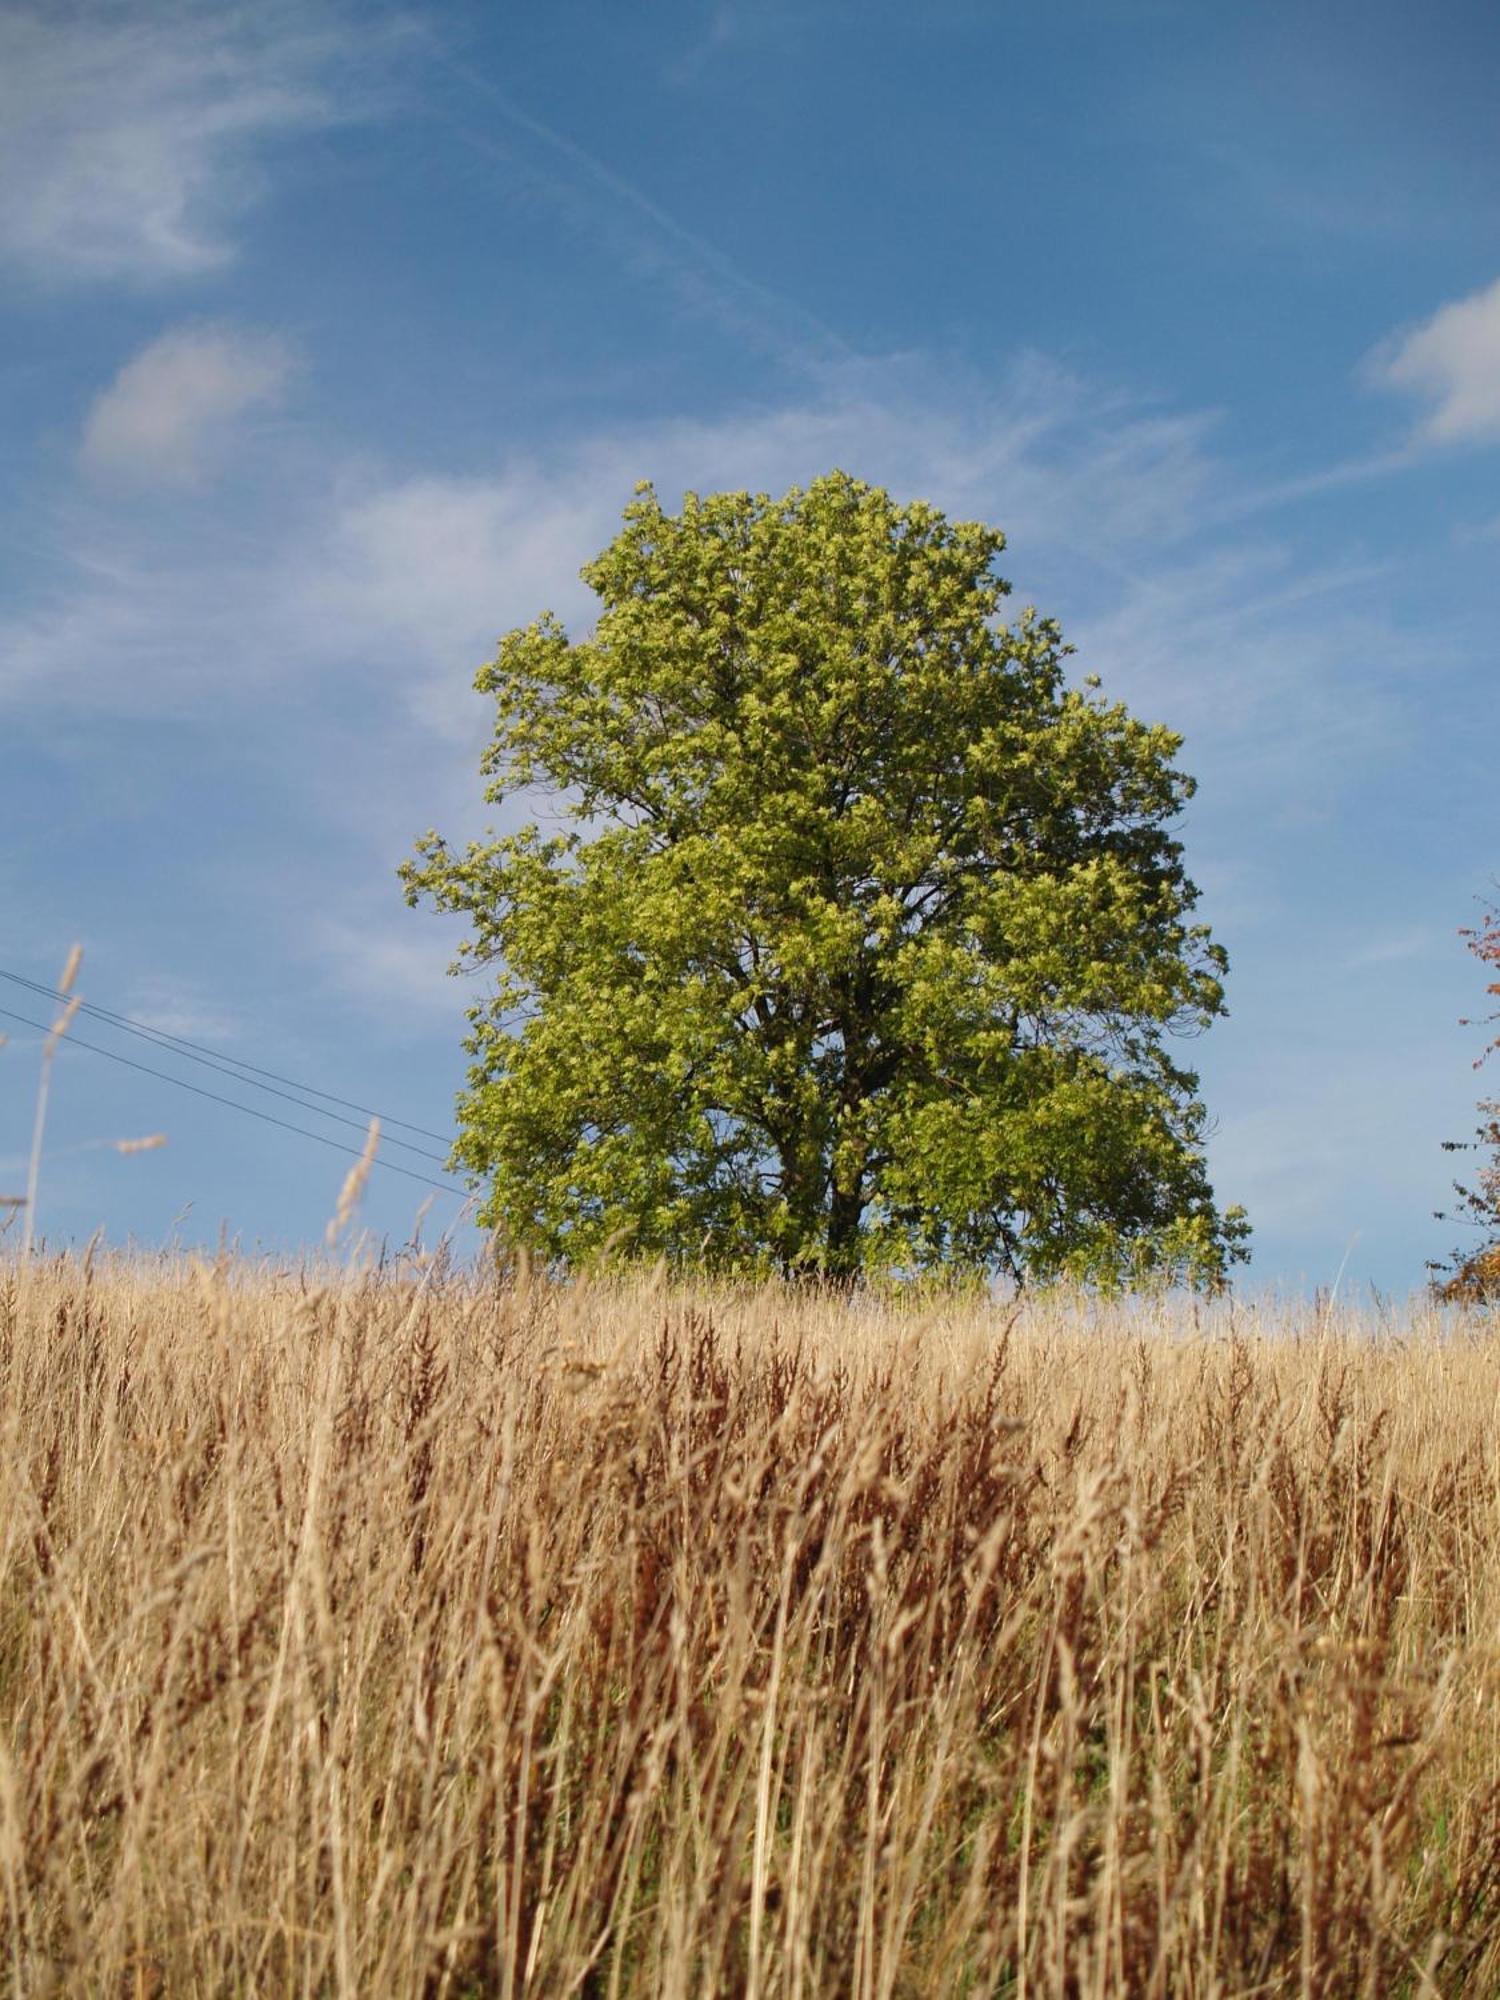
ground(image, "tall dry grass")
xmin=1 ymin=1256 xmax=1498 ymax=1996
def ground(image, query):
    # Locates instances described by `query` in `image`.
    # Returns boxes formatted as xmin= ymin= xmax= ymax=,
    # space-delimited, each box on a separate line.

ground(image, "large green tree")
xmin=403 ymin=473 xmax=1248 ymax=1286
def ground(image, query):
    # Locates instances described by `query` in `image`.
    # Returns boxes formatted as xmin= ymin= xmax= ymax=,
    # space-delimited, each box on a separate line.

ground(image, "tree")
xmin=1433 ymin=904 xmax=1500 ymax=1304
xmin=403 ymin=473 xmax=1249 ymax=1287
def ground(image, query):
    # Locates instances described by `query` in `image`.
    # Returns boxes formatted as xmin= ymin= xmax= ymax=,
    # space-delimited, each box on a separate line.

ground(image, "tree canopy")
xmin=403 ymin=472 xmax=1248 ymax=1286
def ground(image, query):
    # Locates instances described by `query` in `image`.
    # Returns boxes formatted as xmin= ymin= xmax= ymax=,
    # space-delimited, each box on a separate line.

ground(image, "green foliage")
xmin=403 ymin=473 xmax=1248 ymax=1285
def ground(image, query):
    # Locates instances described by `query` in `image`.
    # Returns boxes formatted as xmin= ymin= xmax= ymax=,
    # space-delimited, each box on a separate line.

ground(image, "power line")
xmin=0 ymin=1004 xmax=467 ymax=1197
xmin=0 ymin=965 xmax=454 ymax=1149
xmin=0 ymin=972 xmax=450 ymax=1163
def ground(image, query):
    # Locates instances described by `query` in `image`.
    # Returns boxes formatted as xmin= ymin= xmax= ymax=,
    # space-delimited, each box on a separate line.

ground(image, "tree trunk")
xmin=825 ymin=1176 xmax=865 ymax=1282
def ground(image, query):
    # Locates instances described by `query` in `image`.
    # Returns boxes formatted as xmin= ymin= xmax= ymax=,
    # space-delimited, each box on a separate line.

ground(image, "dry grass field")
xmin=2 ymin=1255 xmax=1499 ymax=1996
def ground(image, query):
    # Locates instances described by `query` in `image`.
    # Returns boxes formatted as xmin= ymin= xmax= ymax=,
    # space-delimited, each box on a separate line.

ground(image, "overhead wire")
xmin=0 ymin=964 xmax=455 ymax=1151
xmin=0 ymin=1003 xmax=466 ymax=1197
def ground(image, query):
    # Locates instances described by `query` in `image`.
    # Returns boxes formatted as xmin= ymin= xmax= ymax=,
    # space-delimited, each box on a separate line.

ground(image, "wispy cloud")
xmin=433 ymin=50 xmax=850 ymax=369
xmin=313 ymin=914 xmax=472 ymax=1022
xmin=2 ymin=346 xmax=1339 ymax=1038
xmin=1346 ymin=926 xmax=1438 ymax=970
xmin=1203 ymin=443 xmax=1420 ymax=529
xmin=1370 ymin=275 xmax=1500 ymax=446
xmin=82 ymin=322 xmax=294 ymax=484
xmin=126 ymin=975 xmax=239 ymax=1044
xmin=312 ymin=470 xmax=609 ymax=740
xmin=0 ymin=1 xmax=368 ymax=284
xmin=295 ymin=356 xmax=1227 ymax=749
xmin=1067 ymin=541 xmax=1406 ymax=803
xmin=4 ymin=347 xmax=1399 ymax=779
xmin=0 ymin=508 xmax=273 ymax=713
xmin=663 ymin=3 xmax=739 ymax=86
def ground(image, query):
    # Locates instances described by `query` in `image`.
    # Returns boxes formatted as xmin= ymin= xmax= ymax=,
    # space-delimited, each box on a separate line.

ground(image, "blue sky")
xmin=2 ymin=0 xmax=1496 ymax=1294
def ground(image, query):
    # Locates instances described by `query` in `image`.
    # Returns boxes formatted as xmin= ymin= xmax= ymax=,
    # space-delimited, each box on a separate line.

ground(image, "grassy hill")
xmin=2 ymin=1257 xmax=1497 ymax=1995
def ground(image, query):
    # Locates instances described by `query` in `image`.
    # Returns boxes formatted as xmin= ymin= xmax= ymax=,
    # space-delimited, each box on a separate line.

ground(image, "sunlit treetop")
xmin=404 ymin=472 xmax=1249 ymax=1287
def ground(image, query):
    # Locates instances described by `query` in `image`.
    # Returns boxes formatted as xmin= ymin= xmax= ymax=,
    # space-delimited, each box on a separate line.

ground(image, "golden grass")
xmin=1 ymin=1256 xmax=1499 ymax=1996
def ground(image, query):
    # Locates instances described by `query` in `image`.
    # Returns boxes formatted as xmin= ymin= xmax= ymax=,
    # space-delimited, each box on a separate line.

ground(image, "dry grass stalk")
xmin=19 ymin=949 xmax=84 ymax=1260
xmin=327 ymin=1118 xmax=381 ymax=1248
xmin=0 ymin=1261 xmax=1497 ymax=1995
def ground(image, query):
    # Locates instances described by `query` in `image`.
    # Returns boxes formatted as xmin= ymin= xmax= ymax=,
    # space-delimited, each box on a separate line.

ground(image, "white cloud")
xmin=312 ymin=913 xmax=474 ymax=1025
xmin=1372 ymin=275 xmax=1500 ymax=444
xmin=126 ymin=976 xmax=238 ymax=1044
xmin=3 ymin=348 xmax=1389 ymax=795
xmin=315 ymin=470 xmax=609 ymax=740
xmin=665 ymin=4 xmax=739 ymax=86
xmin=0 ymin=2 xmax=362 ymax=284
xmin=82 ymin=323 xmax=292 ymax=483
xmin=308 ymin=355 xmax=1219 ymax=713
xmin=0 ymin=511 xmax=269 ymax=712
xmin=1070 ymin=545 xmax=1418 ymax=802
xmin=1346 ymin=926 xmax=1436 ymax=970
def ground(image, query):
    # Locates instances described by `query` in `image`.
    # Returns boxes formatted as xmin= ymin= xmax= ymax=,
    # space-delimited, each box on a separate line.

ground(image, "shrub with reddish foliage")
xmin=1434 ymin=904 xmax=1500 ymax=1303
